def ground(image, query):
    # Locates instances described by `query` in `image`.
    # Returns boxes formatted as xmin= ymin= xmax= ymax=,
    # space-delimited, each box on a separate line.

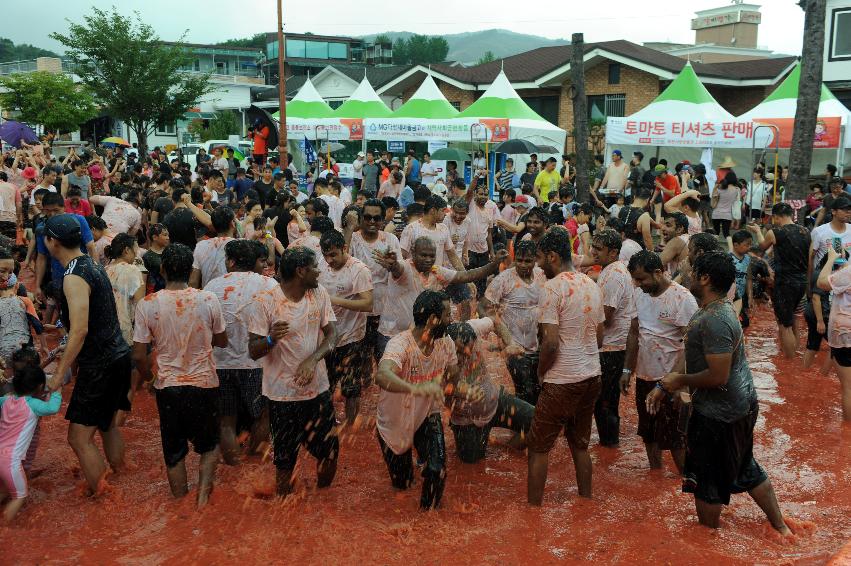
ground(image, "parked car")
xmin=170 ymin=140 xmax=253 ymax=170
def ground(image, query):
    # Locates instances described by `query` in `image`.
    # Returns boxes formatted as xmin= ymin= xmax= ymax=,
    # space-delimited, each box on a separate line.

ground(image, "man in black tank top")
xmin=746 ymin=202 xmax=811 ymax=358
xmin=44 ymin=214 xmax=132 ymax=495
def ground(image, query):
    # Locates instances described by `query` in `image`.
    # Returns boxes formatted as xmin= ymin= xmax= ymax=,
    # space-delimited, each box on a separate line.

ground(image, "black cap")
xmin=44 ymin=214 xmax=82 ymax=245
xmin=831 ymin=195 xmax=851 ymax=210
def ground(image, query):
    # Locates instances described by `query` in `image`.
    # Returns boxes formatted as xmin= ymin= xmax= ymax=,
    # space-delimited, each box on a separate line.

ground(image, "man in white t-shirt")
xmin=204 ymin=239 xmax=278 ymax=464
xmin=30 ymin=167 xmax=58 ymax=205
xmin=247 ymin=246 xmax=339 ymax=498
xmin=527 ymin=227 xmax=604 ymax=505
xmin=318 ymin=230 xmax=374 ymax=424
xmin=189 ymin=206 xmax=235 ymax=289
xmin=420 ymin=152 xmax=437 ymax=186
xmin=399 ymin=194 xmax=464 ymax=270
xmin=590 ymin=229 xmax=637 ymax=447
xmin=624 ymin=250 xmax=698 ymax=473
xmin=352 ymin=151 xmax=365 ymax=193
xmin=211 ymin=147 xmax=229 ymax=176
xmin=810 ymin=195 xmax=851 ymax=276
xmin=376 ymin=289 xmax=459 ymax=509
xmin=464 ymin=181 xmax=500 ymax=297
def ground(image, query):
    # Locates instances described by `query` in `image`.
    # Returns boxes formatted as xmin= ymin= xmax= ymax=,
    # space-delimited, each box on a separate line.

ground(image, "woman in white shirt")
xmin=746 ymin=168 xmax=767 ymax=221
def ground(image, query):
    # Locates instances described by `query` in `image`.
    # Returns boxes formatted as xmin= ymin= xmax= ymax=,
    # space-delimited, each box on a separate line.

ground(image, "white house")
xmin=825 ymin=0 xmax=851 ymax=110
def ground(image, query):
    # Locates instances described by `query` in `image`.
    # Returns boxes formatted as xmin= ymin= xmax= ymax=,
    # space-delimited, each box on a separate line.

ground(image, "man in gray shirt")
xmin=647 ymin=251 xmax=791 ymax=536
xmin=361 ymin=151 xmax=380 ymax=196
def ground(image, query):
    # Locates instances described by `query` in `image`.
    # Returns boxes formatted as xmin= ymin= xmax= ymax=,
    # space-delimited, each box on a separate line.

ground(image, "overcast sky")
xmin=6 ymin=0 xmax=805 ymax=56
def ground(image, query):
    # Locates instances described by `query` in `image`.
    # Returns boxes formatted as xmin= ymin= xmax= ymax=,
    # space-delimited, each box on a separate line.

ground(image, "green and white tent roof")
xmin=273 ymin=77 xmax=336 ymax=119
xmin=738 ymin=62 xmax=849 ymax=121
xmin=334 ymin=77 xmax=393 ymax=118
xmin=628 ymin=61 xmax=733 ymax=121
xmin=457 ymin=70 xmax=546 ymax=120
xmin=392 ymin=74 xmax=459 ymax=119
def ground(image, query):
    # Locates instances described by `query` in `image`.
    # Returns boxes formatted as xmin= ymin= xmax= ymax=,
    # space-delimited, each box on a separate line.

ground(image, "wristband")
xmin=266 ymin=335 xmax=274 ymax=346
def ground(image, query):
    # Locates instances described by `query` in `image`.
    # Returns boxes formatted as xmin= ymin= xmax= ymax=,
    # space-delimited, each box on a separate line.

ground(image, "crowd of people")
xmin=0 ymin=138 xmax=848 ymax=539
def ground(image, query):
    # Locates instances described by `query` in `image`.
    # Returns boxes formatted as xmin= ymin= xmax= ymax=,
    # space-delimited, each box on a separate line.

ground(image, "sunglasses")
xmin=363 ymin=213 xmax=382 ymax=222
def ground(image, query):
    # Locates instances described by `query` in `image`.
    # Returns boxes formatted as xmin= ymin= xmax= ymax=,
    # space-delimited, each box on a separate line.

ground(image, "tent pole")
xmin=837 ymin=124 xmax=846 ymax=178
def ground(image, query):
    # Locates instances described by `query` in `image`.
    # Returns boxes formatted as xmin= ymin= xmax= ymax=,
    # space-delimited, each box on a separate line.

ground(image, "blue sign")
xmin=386 ymin=141 xmax=405 ymax=153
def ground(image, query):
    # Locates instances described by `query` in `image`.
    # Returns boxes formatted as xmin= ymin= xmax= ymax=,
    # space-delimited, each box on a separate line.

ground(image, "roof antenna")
xmin=364 ymin=67 xmax=367 ymax=80
xmin=501 ymin=59 xmax=504 ymax=71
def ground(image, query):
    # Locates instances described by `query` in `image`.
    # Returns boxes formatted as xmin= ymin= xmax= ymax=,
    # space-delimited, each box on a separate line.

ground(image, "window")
xmin=450 ymin=101 xmax=461 ymax=111
xmin=193 ymin=59 xmax=200 ymax=71
xmin=522 ymin=96 xmax=559 ymax=126
xmin=305 ymin=40 xmax=328 ymax=59
xmin=267 ymin=41 xmax=278 ymax=59
xmin=156 ymin=123 xmax=176 ymax=136
xmin=215 ymin=61 xmax=227 ymax=74
xmin=587 ymin=94 xmax=626 ymax=119
xmin=829 ymin=8 xmax=851 ymax=60
xmin=328 ymin=43 xmax=348 ymax=60
xmin=329 ymin=100 xmax=344 ymax=110
xmin=608 ymin=63 xmax=621 ymax=85
xmin=286 ymin=39 xmax=306 ymax=59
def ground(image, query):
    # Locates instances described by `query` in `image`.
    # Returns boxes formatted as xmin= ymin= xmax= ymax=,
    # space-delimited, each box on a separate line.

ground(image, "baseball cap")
xmin=512 ymin=195 xmax=532 ymax=208
xmin=357 ymin=151 xmax=365 ymax=157
xmin=44 ymin=214 xmax=82 ymax=245
xmin=831 ymin=195 xmax=851 ymax=210
xmin=653 ymin=164 xmax=668 ymax=176
xmin=21 ymin=166 xmax=37 ymax=180
xmin=612 ymin=149 xmax=622 ymax=157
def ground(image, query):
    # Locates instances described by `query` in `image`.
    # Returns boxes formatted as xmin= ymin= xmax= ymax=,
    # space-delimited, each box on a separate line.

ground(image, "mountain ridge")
xmin=360 ymin=29 xmax=569 ymax=65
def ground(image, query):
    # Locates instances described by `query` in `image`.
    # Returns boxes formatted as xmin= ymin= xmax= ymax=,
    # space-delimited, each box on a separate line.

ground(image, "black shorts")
xmin=772 ymin=276 xmax=806 ymax=327
xmin=155 ymin=385 xmax=219 ymax=467
xmin=635 ymin=379 xmax=688 ymax=450
xmin=65 ymin=354 xmax=132 ymax=432
xmin=832 ymin=347 xmax=851 ymax=367
xmin=268 ymin=391 xmax=339 ymax=471
xmin=327 ymin=339 xmax=370 ymax=398
xmin=803 ymin=304 xmax=828 ymax=351
xmin=217 ymin=368 xmax=264 ymax=419
xmin=683 ymin=402 xmax=767 ymax=505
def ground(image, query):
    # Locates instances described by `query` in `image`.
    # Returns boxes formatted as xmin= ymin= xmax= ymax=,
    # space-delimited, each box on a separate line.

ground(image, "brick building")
xmin=377 ymin=40 xmax=796 ymax=152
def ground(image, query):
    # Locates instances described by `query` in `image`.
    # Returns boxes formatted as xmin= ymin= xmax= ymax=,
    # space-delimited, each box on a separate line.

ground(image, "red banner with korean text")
xmin=751 ymin=116 xmax=841 ymax=148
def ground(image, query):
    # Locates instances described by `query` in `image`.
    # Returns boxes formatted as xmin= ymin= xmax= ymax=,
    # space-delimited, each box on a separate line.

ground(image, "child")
xmin=804 ymin=254 xmax=832 ymax=371
xmin=0 ymin=365 xmax=61 ymax=521
xmin=727 ymin=230 xmax=753 ymax=327
xmin=608 ymin=194 xmax=625 ymax=220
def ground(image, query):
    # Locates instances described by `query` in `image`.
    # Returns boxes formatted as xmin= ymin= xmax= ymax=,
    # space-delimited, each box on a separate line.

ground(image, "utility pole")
xmin=277 ymin=0 xmax=288 ymax=170
xmin=571 ymin=33 xmax=590 ymax=204
xmin=787 ymin=0 xmax=826 ymax=200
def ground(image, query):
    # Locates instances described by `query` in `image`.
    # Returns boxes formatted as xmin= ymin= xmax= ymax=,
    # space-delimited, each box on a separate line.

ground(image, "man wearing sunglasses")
xmin=345 ymin=198 xmax=402 ymax=367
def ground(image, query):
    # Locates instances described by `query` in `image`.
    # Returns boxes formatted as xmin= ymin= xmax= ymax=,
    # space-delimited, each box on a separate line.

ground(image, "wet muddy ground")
xmin=2 ymin=307 xmax=849 ymax=565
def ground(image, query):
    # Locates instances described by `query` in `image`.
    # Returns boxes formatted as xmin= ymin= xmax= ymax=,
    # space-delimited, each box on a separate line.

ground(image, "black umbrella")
xmin=492 ymin=139 xmax=540 ymax=154
xmin=535 ymin=145 xmax=560 ymax=154
xmin=246 ymin=105 xmax=279 ymax=152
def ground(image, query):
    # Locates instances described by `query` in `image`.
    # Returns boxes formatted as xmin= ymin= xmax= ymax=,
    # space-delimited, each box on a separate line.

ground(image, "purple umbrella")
xmin=0 ymin=120 xmax=38 ymax=148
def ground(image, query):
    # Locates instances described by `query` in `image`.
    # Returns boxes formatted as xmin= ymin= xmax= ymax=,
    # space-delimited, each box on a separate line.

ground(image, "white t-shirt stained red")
xmin=318 ymin=256 xmax=373 ymax=347
xmin=378 ymin=331 xmax=457 ymax=454
xmin=538 ymin=271 xmax=604 ymax=384
xmin=133 ymin=288 xmax=226 ymax=389
xmin=633 ymin=282 xmax=699 ymax=381
xmin=247 ymin=285 xmax=336 ymax=401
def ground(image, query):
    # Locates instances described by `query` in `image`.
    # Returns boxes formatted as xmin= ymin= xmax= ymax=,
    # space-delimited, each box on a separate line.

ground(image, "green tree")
xmin=477 ymin=50 xmax=496 ymax=65
xmin=392 ymin=35 xmax=449 ymax=65
xmin=214 ymin=33 xmax=266 ymax=50
xmin=187 ymin=111 xmax=240 ymax=143
xmin=50 ymin=8 xmax=216 ymax=156
xmin=0 ymin=71 xmax=97 ymax=135
xmin=393 ymin=37 xmax=409 ymax=64
xmin=373 ymin=34 xmax=392 ymax=46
